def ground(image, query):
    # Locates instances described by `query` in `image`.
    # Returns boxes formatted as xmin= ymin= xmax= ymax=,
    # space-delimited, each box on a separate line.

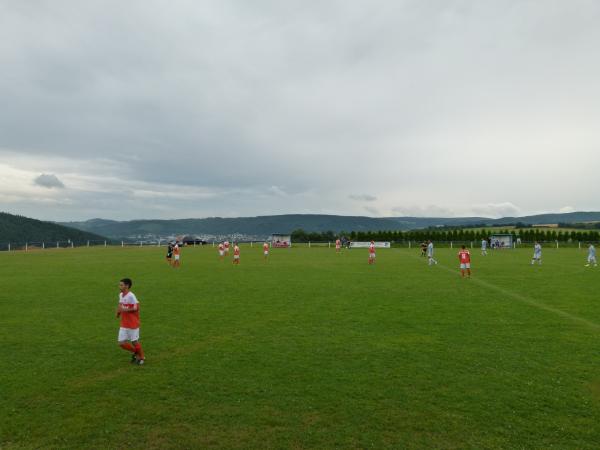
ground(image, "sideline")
xmin=412 ymin=252 xmax=600 ymax=331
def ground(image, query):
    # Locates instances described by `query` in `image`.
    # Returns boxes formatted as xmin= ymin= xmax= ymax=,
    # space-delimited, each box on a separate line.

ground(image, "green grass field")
xmin=2 ymin=245 xmax=600 ymax=449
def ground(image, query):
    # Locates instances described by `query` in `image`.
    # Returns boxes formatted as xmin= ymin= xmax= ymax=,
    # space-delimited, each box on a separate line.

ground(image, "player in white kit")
xmin=531 ymin=242 xmax=542 ymax=265
xmin=481 ymin=239 xmax=487 ymax=256
xmin=585 ymin=243 xmax=597 ymax=267
xmin=427 ymin=240 xmax=438 ymax=266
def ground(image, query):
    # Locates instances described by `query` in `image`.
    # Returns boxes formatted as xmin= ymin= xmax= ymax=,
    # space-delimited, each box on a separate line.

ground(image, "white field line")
xmin=416 ymin=254 xmax=600 ymax=332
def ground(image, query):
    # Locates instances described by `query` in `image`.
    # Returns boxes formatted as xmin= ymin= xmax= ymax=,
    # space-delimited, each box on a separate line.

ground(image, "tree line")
xmin=291 ymin=228 xmax=600 ymax=243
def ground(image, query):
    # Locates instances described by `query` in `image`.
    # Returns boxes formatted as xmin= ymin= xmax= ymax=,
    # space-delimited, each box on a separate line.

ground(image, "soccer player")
xmin=166 ymin=243 xmax=173 ymax=265
xmin=233 ymin=243 xmax=240 ymax=264
xmin=420 ymin=241 xmax=427 ymax=257
xmin=531 ymin=241 xmax=542 ymax=265
xmin=173 ymin=243 xmax=181 ymax=268
xmin=458 ymin=245 xmax=471 ymax=278
xmin=368 ymin=240 xmax=376 ymax=264
xmin=218 ymin=242 xmax=225 ymax=261
xmin=224 ymin=240 xmax=230 ymax=255
xmin=116 ymin=278 xmax=145 ymax=365
xmin=263 ymin=241 xmax=269 ymax=261
xmin=586 ymin=243 xmax=597 ymax=267
xmin=335 ymin=238 xmax=341 ymax=253
xmin=427 ymin=240 xmax=438 ymax=266
xmin=481 ymin=238 xmax=487 ymax=256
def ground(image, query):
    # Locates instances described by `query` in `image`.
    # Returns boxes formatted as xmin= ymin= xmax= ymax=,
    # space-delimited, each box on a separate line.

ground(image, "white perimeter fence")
xmin=0 ymin=239 xmax=595 ymax=252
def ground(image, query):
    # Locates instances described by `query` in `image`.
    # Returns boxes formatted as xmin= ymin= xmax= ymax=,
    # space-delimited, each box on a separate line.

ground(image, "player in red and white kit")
xmin=263 ymin=242 xmax=269 ymax=261
xmin=218 ymin=242 xmax=225 ymax=261
xmin=172 ymin=244 xmax=181 ymax=268
xmin=335 ymin=239 xmax=341 ymax=253
xmin=116 ymin=278 xmax=145 ymax=365
xmin=458 ymin=245 xmax=471 ymax=278
xmin=224 ymin=240 xmax=230 ymax=255
xmin=368 ymin=240 xmax=376 ymax=264
xmin=233 ymin=243 xmax=240 ymax=264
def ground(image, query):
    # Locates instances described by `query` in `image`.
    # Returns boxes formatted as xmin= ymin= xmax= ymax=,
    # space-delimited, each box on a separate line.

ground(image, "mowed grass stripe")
xmin=1 ymin=246 xmax=600 ymax=449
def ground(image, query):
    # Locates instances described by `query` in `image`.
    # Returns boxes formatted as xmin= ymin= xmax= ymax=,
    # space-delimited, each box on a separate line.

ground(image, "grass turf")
xmin=1 ymin=245 xmax=600 ymax=449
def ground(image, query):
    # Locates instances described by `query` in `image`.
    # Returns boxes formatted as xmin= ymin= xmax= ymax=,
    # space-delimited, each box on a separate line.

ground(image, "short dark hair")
xmin=120 ymin=278 xmax=133 ymax=288
xmin=461 ymin=245 xmax=466 ymax=249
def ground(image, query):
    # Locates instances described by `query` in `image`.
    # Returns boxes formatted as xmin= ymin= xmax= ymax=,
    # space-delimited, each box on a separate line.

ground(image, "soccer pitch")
xmin=2 ymin=245 xmax=600 ymax=449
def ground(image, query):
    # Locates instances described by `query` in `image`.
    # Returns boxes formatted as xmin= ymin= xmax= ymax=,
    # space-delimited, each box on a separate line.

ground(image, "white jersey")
xmin=427 ymin=242 xmax=434 ymax=257
xmin=589 ymin=245 xmax=596 ymax=257
xmin=534 ymin=244 xmax=542 ymax=256
xmin=481 ymin=240 xmax=487 ymax=249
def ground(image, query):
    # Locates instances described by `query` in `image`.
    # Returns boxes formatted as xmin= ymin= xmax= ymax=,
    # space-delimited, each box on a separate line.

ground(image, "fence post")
xmin=328 ymin=242 xmax=331 ymax=248
xmin=8 ymin=243 xmax=10 ymax=251
xmin=251 ymin=241 xmax=253 ymax=248
xmin=579 ymin=241 xmax=581 ymax=249
xmin=140 ymin=241 xmax=143 ymax=247
xmin=556 ymin=241 xmax=559 ymax=249
xmin=213 ymin=241 xmax=215 ymax=247
xmin=26 ymin=242 xmax=28 ymax=251
xmin=470 ymin=241 xmax=473 ymax=249
xmin=57 ymin=241 xmax=59 ymax=249
xmin=450 ymin=242 xmax=453 ymax=249
xmin=87 ymin=240 xmax=89 ymax=247
xmin=122 ymin=241 xmax=124 ymax=248
xmin=309 ymin=241 xmax=311 ymax=248
xmin=104 ymin=241 xmax=107 ymax=247
xmin=408 ymin=241 xmax=411 ymax=249
xmin=71 ymin=241 xmax=74 ymax=248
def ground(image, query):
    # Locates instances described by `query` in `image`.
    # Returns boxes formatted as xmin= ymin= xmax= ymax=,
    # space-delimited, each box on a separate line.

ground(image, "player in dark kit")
xmin=166 ymin=243 xmax=173 ymax=265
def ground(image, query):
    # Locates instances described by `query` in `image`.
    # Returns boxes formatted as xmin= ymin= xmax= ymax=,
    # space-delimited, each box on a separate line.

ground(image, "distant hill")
xmin=0 ymin=212 xmax=106 ymax=243
xmin=58 ymin=212 xmax=600 ymax=239
xmin=491 ymin=211 xmax=600 ymax=225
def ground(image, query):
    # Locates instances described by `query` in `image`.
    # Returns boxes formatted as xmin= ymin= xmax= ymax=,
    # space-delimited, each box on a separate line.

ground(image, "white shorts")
xmin=219 ymin=250 xmax=224 ymax=256
xmin=174 ymin=255 xmax=180 ymax=261
xmin=264 ymin=251 xmax=269 ymax=256
xmin=369 ymin=253 xmax=376 ymax=259
xmin=588 ymin=255 xmax=596 ymax=262
xmin=118 ymin=327 xmax=139 ymax=342
xmin=533 ymin=254 xmax=541 ymax=259
xmin=460 ymin=263 xmax=471 ymax=269
xmin=234 ymin=255 xmax=240 ymax=260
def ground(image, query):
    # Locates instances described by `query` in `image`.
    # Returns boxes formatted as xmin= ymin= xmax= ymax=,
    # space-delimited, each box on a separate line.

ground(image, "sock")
xmin=120 ymin=343 xmax=135 ymax=352
xmin=134 ymin=343 xmax=145 ymax=359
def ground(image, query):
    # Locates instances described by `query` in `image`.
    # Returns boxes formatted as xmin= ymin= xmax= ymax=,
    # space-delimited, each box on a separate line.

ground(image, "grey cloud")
xmin=34 ymin=174 xmax=65 ymax=189
xmin=364 ymin=206 xmax=380 ymax=216
xmin=349 ymin=194 xmax=377 ymax=202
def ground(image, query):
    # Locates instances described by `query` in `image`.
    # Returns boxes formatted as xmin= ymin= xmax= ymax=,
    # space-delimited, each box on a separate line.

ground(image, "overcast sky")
xmin=1 ymin=0 xmax=599 ymax=221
